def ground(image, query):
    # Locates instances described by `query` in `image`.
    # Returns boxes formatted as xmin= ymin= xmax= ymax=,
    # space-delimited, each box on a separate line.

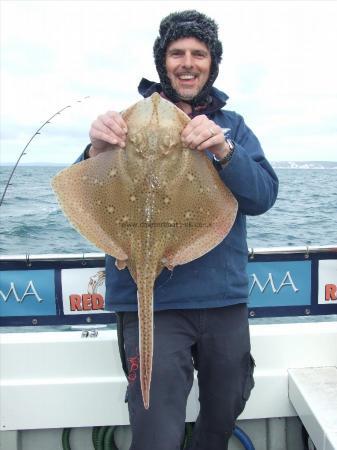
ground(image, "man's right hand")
xmin=88 ymin=111 xmax=128 ymax=157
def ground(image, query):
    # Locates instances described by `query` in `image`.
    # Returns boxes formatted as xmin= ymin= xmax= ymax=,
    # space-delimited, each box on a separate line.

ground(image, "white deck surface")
xmin=289 ymin=367 xmax=337 ymax=450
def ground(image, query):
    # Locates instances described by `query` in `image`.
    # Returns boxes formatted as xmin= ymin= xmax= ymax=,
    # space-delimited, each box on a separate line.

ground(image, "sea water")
xmin=0 ymin=166 xmax=336 ymax=255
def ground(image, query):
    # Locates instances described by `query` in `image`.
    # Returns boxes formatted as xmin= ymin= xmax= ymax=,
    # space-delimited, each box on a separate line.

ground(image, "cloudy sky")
xmin=1 ymin=0 xmax=337 ymax=164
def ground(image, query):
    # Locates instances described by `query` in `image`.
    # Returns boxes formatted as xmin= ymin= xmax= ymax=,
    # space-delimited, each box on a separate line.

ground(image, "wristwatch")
xmin=214 ymin=138 xmax=235 ymax=165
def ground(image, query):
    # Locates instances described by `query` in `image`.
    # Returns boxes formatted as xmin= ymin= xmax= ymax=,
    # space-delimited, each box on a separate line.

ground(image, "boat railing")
xmin=0 ymin=245 xmax=336 ymax=326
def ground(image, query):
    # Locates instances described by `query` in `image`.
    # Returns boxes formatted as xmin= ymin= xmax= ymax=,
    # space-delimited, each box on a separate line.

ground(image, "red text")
xmin=69 ymin=294 xmax=104 ymax=311
xmin=325 ymin=284 xmax=337 ymax=301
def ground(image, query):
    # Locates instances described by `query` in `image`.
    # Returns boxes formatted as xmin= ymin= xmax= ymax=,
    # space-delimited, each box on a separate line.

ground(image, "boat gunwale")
xmin=0 ymin=245 xmax=336 ymax=262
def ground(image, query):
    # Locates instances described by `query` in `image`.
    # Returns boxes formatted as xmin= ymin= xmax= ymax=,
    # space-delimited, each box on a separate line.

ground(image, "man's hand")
xmin=88 ymin=111 xmax=128 ymax=157
xmin=181 ymin=115 xmax=229 ymax=160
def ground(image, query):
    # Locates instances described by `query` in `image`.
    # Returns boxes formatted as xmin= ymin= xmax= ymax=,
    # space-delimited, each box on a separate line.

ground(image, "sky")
xmin=1 ymin=0 xmax=337 ymax=164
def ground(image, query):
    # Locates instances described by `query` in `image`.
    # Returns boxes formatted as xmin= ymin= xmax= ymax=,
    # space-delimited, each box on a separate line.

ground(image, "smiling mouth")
xmin=176 ymin=73 xmax=198 ymax=81
xmin=177 ymin=77 xmax=197 ymax=88
xmin=178 ymin=75 xmax=195 ymax=80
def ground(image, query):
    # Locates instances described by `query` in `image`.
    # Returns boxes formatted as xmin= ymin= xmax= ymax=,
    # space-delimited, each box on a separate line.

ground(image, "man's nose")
xmin=182 ymin=52 xmax=193 ymax=68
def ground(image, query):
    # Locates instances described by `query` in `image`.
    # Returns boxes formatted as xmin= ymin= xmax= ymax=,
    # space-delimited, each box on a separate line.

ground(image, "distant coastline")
xmin=271 ymin=161 xmax=337 ymax=170
xmin=1 ymin=161 xmax=337 ymax=169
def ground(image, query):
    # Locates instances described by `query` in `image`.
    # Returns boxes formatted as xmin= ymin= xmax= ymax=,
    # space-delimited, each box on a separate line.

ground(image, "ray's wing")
xmin=157 ymin=148 xmax=238 ymax=268
xmin=51 ymin=149 xmax=137 ymax=262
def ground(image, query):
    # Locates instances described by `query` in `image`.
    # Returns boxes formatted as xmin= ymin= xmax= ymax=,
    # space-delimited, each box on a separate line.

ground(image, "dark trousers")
xmin=117 ymin=303 xmax=255 ymax=450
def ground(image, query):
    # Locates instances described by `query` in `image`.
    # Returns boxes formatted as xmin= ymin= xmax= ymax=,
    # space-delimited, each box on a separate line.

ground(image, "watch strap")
xmin=214 ymin=138 xmax=235 ymax=165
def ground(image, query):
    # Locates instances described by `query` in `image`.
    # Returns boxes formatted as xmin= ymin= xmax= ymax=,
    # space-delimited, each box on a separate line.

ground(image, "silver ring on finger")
xmin=209 ymin=127 xmax=216 ymax=137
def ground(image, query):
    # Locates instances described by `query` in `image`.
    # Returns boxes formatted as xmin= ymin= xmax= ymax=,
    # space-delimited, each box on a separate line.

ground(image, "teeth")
xmin=179 ymin=75 xmax=195 ymax=80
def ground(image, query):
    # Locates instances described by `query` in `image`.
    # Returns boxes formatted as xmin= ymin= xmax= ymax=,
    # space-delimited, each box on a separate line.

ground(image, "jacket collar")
xmin=137 ymin=78 xmax=229 ymax=117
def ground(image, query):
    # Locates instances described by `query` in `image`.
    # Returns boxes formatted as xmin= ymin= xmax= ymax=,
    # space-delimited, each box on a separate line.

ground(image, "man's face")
xmin=165 ymin=37 xmax=211 ymax=101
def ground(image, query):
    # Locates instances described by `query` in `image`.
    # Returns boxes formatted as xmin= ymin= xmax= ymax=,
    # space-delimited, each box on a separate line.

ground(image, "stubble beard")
xmin=173 ymin=84 xmax=201 ymax=102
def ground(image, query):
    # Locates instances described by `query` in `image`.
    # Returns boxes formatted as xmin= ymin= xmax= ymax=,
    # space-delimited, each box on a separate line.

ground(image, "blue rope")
xmin=233 ymin=425 xmax=255 ymax=450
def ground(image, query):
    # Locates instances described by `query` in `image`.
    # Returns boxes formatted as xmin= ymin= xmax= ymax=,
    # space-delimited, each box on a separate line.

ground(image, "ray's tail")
xmin=136 ymin=269 xmax=156 ymax=409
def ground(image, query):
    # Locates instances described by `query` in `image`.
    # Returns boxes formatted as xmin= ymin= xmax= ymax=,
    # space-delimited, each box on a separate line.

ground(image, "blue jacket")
xmin=78 ymin=79 xmax=278 ymax=312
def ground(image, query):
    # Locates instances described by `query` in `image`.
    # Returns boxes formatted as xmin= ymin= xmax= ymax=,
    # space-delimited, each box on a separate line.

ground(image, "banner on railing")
xmin=1 ymin=248 xmax=336 ymax=325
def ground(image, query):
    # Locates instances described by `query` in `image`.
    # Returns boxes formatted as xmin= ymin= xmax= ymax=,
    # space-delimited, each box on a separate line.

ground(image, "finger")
xmin=90 ymin=128 xmax=120 ymax=147
xmin=197 ymin=125 xmax=221 ymax=144
xmin=92 ymin=121 xmax=118 ymax=140
xmin=91 ymin=122 xmax=125 ymax=148
xmin=106 ymin=111 xmax=128 ymax=133
xmin=181 ymin=115 xmax=206 ymax=139
xmin=100 ymin=115 xmax=127 ymax=142
xmin=182 ymin=117 xmax=221 ymax=147
xmin=182 ymin=122 xmax=206 ymax=147
xmin=196 ymin=135 xmax=220 ymax=151
xmin=183 ymin=124 xmax=220 ymax=149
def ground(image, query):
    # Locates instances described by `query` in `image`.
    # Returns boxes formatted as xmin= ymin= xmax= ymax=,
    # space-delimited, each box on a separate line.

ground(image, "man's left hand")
xmin=181 ymin=115 xmax=229 ymax=160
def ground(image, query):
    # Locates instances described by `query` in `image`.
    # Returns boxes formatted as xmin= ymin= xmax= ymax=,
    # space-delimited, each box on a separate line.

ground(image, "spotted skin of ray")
xmin=51 ymin=93 xmax=238 ymax=410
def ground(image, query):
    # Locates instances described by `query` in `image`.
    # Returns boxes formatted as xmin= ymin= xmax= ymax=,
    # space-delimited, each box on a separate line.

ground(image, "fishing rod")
xmin=0 ymin=96 xmax=90 ymax=207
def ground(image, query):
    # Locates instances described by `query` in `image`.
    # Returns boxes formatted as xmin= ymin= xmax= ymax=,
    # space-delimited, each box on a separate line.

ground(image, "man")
xmin=79 ymin=10 xmax=278 ymax=450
